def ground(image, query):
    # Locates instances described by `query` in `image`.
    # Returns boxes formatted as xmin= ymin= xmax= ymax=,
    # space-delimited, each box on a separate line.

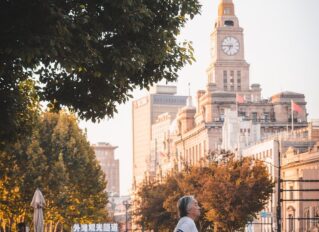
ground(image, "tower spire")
xmin=218 ymin=0 xmax=235 ymax=17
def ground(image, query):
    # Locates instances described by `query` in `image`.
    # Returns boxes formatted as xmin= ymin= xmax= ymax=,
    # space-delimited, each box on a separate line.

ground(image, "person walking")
xmin=174 ymin=195 xmax=200 ymax=232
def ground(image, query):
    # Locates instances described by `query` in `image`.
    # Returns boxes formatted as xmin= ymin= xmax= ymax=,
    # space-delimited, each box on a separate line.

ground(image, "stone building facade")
xmin=92 ymin=142 xmax=120 ymax=195
xmin=173 ymin=0 xmax=308 ymax=169
xmin=132 ymin=85 xmax=187 ymax=187
xmin=132 ymin=0 xmax=309 ymax=184
xmin=281 ymin=143 xmax=319 ymax=232
xmin=241 ymin=122 xmax=319 ymax=231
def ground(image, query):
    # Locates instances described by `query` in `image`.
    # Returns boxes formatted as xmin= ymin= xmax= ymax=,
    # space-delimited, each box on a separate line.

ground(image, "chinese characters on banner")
xmin=72 ymin=223 xmax=118 ymax=232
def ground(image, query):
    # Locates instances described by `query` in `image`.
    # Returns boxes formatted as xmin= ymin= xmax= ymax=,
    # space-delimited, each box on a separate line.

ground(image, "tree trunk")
xmin=49 ymin=221 xmax=53 ymax=232
xmin=53 ymin=222 xmax=59 ymax=232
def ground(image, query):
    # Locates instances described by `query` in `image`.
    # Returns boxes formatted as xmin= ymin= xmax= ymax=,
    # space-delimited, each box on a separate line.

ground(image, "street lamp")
xmin=258 ymin=140 xmax=281 ymax=232
xmin=275 ymin=140 xmax=281 ymax=232
xmin=122 ymin=200 xmax=131 ymax=232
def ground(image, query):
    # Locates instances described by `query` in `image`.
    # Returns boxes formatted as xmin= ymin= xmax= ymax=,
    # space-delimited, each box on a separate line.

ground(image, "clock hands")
xmin=222 ymin=37 xmax=239 ymax=55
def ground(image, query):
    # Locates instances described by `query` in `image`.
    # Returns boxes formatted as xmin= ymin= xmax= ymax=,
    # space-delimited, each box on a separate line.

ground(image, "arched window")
xmin=287 ymin=206 xmax=295 ymax=232
xmin=288 ymin=214 xmax=294 ymax=232
xmin=304 ymin=208 xmax=310 ymax=231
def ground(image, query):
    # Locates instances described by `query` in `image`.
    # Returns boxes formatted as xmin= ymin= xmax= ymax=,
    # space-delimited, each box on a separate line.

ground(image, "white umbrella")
xmin=31 ymin=188 xmax=45 ymax=232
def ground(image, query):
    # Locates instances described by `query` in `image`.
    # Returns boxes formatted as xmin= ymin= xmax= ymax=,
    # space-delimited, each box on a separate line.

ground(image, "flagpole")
xmin=236 ymin=93 xmax=238 ymax=114
xmin=291 ymin=100 xmax=294 ymax=132
xmin=236 ymin=98 xmax=238 ymax=115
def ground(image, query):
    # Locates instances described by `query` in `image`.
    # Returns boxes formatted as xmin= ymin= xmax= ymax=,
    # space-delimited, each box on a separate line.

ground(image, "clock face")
xmin=221 ymin=36 xmax=239 ymax=56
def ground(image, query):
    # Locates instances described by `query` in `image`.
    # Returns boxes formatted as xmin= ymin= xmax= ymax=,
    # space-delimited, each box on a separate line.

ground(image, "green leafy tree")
xmin=0 ymin=123 xmax=45 ymax=231
xmin=0 ymin=80 xmax=41 ymax=230
xmin=0 ymin=79 xmax=40 ymax=149
xmin=0 ymin=111 xmax=108 ymax=231
xmin=37 ymin=111 xmax=109 ymax=227
xmin=0 ymin=0 xmax=201 ymax=142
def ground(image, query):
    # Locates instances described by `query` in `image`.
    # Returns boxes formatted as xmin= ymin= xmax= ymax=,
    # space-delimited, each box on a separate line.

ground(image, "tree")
xmin=135 ymin=154 xmax=274 ymax=232
xmin=0 ymin=1 xmax=201 ymax=138
xmin=0 ymin=79 xmax=40 ymax=149
xmin=134 ymin=168 xmax=213 ymax=231
xmin=0 ymin=119 xmax=46 ymax=231
xmin=134 ymin=179 xmax=173 ymax=232
xmin=0 ymin=111 xmax=109 ymax=231
xmin=201 ymin=157 xmax=274 ymax=232
xmin=37 ymin=111 xmax=109 ymax=227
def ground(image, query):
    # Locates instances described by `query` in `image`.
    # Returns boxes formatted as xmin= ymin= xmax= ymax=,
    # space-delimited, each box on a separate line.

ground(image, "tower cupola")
xmin=218 ymin=0 xmax=235 ymax=17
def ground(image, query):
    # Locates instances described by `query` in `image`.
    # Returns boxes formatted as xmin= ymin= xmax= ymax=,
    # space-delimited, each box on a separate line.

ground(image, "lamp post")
xmin=123 ymin=200 xmax=131 ymax=232
xmin=260 ymin=140 xmax=281 ymax=232
xmin=276 ymin=140 xmax=281 ymax=232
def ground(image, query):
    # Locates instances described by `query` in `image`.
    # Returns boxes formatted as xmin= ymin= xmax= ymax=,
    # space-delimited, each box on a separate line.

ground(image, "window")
xmin=264 ymin=112 xmax=270 ymax=122
xmin=224 ymin=8 xmax=231 ymax=15
xmin=239 ymin=111 xmax=246 ymax=117
xmin=230 ymin=70 xmax=234 ymax=77
xmin=192 ymin=147 xmax=195 ymax=164
xmin=304 ymin=209 xmax=310 ymax=231
xmin=196 ymin=145 xmax=198 ymax=162
xmin=288 ymin=214 xmax=294 ymax=232
xmin=223 ymin=70 xmax=227 ymax=77
xmin=289 ymin=186 xmax=293 ymax=200
xmin=314 ymin=207 xmax=319 ymax=227
xmin=252 ymin=112 xmax=257 ymax=122
xmin=237 ymin=71 xmax=241 ymax=89
xmin=224 ymin=20 xmax=234 ymax=26
xmin=186 ymin=149 xmax=188 ymax=163
xmin=224 ymin=77 xmax=227 ymax=83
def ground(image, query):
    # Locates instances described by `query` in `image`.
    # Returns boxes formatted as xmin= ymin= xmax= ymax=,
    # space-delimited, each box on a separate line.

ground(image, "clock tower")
xmin=207 ymin=0 xmax=255 ymax=98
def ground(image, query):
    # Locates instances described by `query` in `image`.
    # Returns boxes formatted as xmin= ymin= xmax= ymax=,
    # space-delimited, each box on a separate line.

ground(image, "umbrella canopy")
xmin=31 ymin=188 xmax=45 ymax=232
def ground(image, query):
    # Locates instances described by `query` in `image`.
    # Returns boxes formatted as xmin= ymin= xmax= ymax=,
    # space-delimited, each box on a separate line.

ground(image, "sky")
xmin=79 ymin=0 xmax=319 ymax=196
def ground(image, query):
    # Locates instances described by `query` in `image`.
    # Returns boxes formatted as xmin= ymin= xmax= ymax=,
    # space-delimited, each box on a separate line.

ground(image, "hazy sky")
xmin=79 ymin=0 xmax=319 ymax=195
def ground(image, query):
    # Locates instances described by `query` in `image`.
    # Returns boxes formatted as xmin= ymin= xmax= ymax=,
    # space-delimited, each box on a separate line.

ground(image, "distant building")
xmin=149 ymin=112 xmax=176 ymax=179
xmin=92 ymin=142 xmax=119 ymax=195
xmin=132 ymin=85 xmax=187 ymax=187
